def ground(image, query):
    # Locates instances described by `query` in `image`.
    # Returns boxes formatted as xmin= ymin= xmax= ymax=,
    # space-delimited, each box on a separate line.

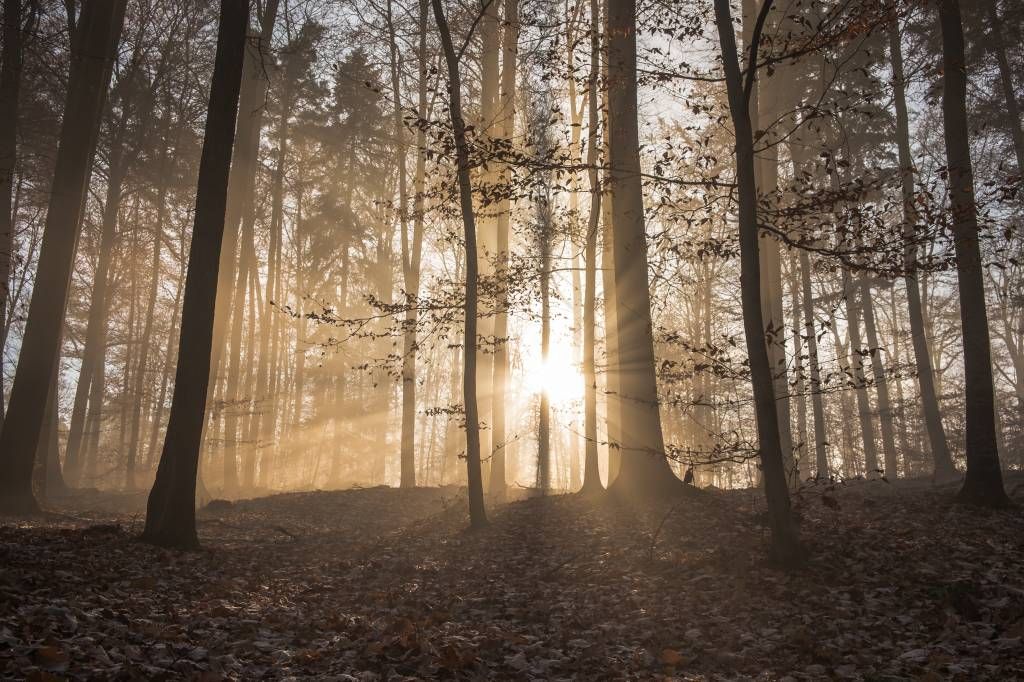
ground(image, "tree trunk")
xmin=0 ymin=0 xmax=127 ymax=514
xmin=433 ymin=0 xmax=487 ymax=527
xmin=888 ymin=15 xmax=957 ymax=479
xmin=799 ymin=250 xmax=829 ymax=478
xmin=937 ymin=0 xmax=1008 ymax=506
xmin=488 ymin=0 xmax=518 ymax=499
xmin=475 ymin=0 xmax=501 ymax=484
xmin=537 ymin=197 xmax=552 ymax=492
xmin=605 ymin=0 xmax=678 ymax=495
xmin=860 ymin=277 xmax=898 ymax=477
xmin=599 ymin=4 xmax=620 ymax=484
xmin=788 ymin=254 xmax=807 ymax=482
xmin=141 ymin=0 xmax=249 ymax=548
xmin=207 ymin=0 xmax=279 ymax=460
xmin=392 ymin=0 xmax=422 ymax=489
xmin=714 ymin=0 xmax=802 ymax=565
xmin=66 ymin=146 xmax=127 ymax=484
xmin=580 ymin=0 xmax=602 ymax=494
xmin=0 ymin=0 xmax=24 ymax=424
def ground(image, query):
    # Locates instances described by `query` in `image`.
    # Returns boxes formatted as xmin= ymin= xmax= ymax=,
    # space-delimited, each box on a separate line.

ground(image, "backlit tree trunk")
xmin=142 ymin=0 xmax=249 ymax=547
xmin=580 ymin=0 xmax=602 ymax=494
xmin=937 ymin=0 xmax=1008 ymax=506
xmin=714 ymin=0 xmax=802 ymax=565
xmin=489 ymin=0 xmax=518 ymax=498
xmin=433 ymin=0 xmax=487 ymax=527
xmin=605 ymin=0 xmax=678 ymax=495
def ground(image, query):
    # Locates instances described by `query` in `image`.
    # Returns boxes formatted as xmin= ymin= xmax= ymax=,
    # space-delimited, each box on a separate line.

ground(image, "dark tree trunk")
xmin=0 ymin=0 xmax=24 ymax=424
xmin=433 ymin=0 xmax=487 ymax=527
xmin=141 ymin=0 xmax=249 ymax=548
xmin=0 ymin=0 xmax=127 ymax=514
xmin=714 ymin=0 xmax=802 ymax=565
xmin=937 ymin=0 xmax=1008 ymax=506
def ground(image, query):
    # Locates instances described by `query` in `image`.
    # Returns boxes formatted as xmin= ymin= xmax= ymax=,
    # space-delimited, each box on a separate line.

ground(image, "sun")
xmin=524 ymin=347 xmax=585 ymax=406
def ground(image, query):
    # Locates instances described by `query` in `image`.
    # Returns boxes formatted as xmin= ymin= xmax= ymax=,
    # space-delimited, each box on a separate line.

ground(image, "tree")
xmin=579 ymin=0 xmax=602 ymax=495
xmin=432 ymin=0 xmax=487 ymax=528
xmin=605 ymin=0 xmax=679 ymax=496
xmin=141 ymin=0 xmax=249 ymax=548
xmin=488 ymin=0 xmax=519 ymax=499
xmin=0 ymin=0 xmax=127 ymax=514
xmin=0 ymin=0 xmax=28 ymax=423
xmin=937 ymin=0 xmax=1008 ymax=507
xmin=888 ymin=10 xmax=957 ymax=480
xmin=714 ymin=0 xmax=803 ymax=564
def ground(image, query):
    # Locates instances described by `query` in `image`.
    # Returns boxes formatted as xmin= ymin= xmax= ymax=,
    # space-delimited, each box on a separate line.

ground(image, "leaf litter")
xmin=2 ymin=478 xmax=1024 ymax=680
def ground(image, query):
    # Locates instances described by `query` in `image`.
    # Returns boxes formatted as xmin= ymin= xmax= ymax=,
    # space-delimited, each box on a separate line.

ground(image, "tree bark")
xmin=141 ymin=0 xmax=249 ymax=547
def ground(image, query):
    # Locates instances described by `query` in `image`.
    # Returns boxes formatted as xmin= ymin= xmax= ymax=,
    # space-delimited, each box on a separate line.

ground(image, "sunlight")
xmin=524 ymin=345 xmax=585 ymax=406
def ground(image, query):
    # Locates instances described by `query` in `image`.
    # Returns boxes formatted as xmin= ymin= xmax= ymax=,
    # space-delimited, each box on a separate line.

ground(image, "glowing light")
xmin=524 ymin=347 xmax=585 ymax=406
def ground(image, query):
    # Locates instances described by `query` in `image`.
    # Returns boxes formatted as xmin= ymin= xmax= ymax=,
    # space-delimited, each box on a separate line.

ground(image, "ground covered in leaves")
xmin=2 ymin=477 xmax=1024 ymax=680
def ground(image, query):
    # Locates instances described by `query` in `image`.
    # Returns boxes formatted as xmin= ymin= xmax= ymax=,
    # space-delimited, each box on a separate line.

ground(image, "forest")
xmin=1 ymin=0 xmax=1023 ymax=677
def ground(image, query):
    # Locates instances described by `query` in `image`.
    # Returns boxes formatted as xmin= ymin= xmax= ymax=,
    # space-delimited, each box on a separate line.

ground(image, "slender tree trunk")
xmin=937 ymin=0 xmax=1008 ymax=506
xmin=475 ymin=0 xmax=500 ymax=484
xmin=488 ymin=0 xmax=518 ymax=498
xmin=605 ymin=0 xmax=678 ymax=495
xmin=537 ymin=198 xmax=552 ymax=492
xmin=888 ymin=16 xmax=957 ymax=479
xmin=714 ymin=0 xmax=802 ymax=565
xmin=860 ymin=278 xmax=898 ymax=477
xmin=142 ymin=0 xmax=249 ymax=547
xmin=789 ymin=255 xmax=807 ymax=481
xmin=799 ymin=250 xmax=828 ymax=478
xmin=391 ymin=0 xmax=422 ymax=489
xmin=599 ymin=3 xmax=621 ymax=484
xmin=0 ymin=0 xmax=24 ymax=424
xmin=744 ymin=0 xmax=793 ymax=487
xmin=580 ymin=0 xmax=602 ymax=494
xmin=433 ymin=0 xmax=487 ymax=527
xmin=207 ymin=0 xmax=279 ymax=461
xmin=66 ymin=148 xmax=127 ymax=483
xmin=0 ymin=0 xmax=126 ymax=514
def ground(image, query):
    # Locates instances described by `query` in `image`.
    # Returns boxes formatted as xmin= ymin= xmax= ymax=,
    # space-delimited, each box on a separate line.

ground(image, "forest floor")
xmin=2 ymin=476 xmax=1024 ymax=680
